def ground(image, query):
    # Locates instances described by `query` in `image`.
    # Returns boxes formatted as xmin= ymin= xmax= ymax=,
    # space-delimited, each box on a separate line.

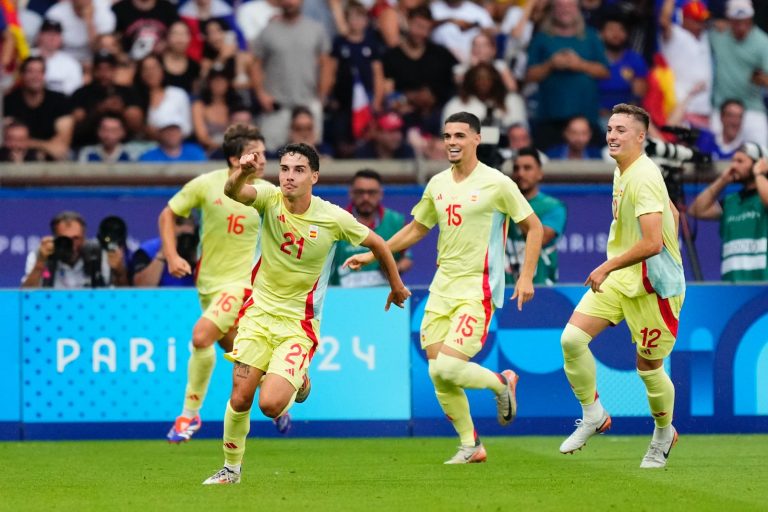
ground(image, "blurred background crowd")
xmin=0 ymin=0 xmax=766 ymax=164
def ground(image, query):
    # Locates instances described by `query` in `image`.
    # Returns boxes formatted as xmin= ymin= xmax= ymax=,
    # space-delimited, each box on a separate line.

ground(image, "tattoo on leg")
xmin=234 ymin=362 xmax=251 ymax=379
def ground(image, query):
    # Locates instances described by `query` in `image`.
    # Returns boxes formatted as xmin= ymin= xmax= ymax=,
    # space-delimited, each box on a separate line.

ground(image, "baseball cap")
xmin=737 ymin=141 xmax=766 ymax=161
xmin=726 ymin=0 xmax=754 ymax=19
xmin=156 ymin=114 xmax=184 ymax=130
xmin=40 ymin=19 xmax=63 ymax=33
xmin=682 ymin=1 xmax=710 ymax=22
xmin=377 ymin=112 xmax=404 ymax=131
xmin=93 ymin=49 xmax=117 ymax=66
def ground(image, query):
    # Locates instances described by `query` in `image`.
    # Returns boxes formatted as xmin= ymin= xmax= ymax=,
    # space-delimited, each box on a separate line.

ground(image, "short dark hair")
xmin=611 ymin=103 xmax=650 ymax=131
xmin=20 ymin=56 xmax=45 ymax=74
xmin=50 ymin=210 xmax=86 ymax=233
xmin=514 ymin=146 xmax=542 ymax=167
xmin=221 ymin=124 xmax=265 ymax=166
xmin=353 ymin=168 xmax=382 ymax=184
xmin=407 ymin=5 xmax=433 ymax=21
xmin=291 ymin=105 xmax=314 ymax=124
xmin=278 ymin=143 xmax=320 ymax=172
xmin=720 ymin=98 xmax=745 ymax=113
xmin=445 ymin=111 xmax=481 ymax=134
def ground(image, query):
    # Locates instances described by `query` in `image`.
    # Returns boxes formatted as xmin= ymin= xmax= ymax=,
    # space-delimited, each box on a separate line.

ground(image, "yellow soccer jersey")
xmin=246 ymin=185 xmax=370 ymax=324
xmin=608 ymin=154 xmax=685 ymax=298
xmin=168 ymin=168 xmax=272 ymax=295
xmin=412 ymin=162 xmax=533 ymax=308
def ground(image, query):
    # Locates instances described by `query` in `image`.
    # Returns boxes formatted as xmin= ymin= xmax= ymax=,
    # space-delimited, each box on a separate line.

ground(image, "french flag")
xmin=351 ymin=69 xmax=372 ymax=140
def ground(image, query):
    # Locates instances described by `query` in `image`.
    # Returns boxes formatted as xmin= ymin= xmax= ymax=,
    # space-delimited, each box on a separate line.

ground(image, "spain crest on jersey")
xmin=309 ymin=225 xmax=319 ymax=239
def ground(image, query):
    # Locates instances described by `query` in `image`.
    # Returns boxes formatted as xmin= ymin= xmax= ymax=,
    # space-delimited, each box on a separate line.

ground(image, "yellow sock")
xmin=429 ymin=360 xmax=476 ymax=446
xmin=183 ymin=345 xmax=216 ymax=415
xmin=431 ymin=352 xmax=505 ymax=394
xmin=223 ymin=401 xmax=251 ymax=467
xmin=638 ymin=366 xmax=675 ymax=428
xmin=561 ymin=323 xmax=596 ymax=405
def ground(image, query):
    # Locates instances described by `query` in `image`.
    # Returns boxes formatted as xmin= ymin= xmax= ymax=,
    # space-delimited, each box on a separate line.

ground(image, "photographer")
xmin=21 ymin=211 xmax=130 ymax=288
xmin=132 ymin=216 xmax=197 ymax=287
xmin=689 ymin=142 xmax=768 ymax=281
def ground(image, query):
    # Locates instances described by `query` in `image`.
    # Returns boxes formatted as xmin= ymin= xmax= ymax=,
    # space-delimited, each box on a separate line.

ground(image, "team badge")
xmin=470 ymin=190 xmax=480 ymax=202
xmin=309 ymin=225 xmax=319 ymax=239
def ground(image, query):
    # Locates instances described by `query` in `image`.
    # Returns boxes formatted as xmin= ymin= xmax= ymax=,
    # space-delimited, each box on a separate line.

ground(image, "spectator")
xmin=710 ymin=0 xmax=768 ymax=146
xmin=429 ymin=0 xmax=495 ymax=64
xmin=499 ymin=0 xmax=545 ymax=81
xmin=525 ymin=0 xmax=610 ymax=150
xmin=44 ymin=0 xmax=116 ymax=65
xmin=21 ymin=210 xmax=129 ymax=288
xmin=659 ymin=0 xmax=713 ymax=129
xmin=161 ymin=21 xmax=201 ymax=95
xmin=250 ymin=0 xmax=332 ymax=152
xmin=3 ymin=56 xmax=74 ymax=161
xmin=139 ymin=117 xmax=207 ymax=162
xmin=134 ymin=54 xmax=193 ymax=140
xmin=179 ymin=0 xmax=246 ymax=62
xmin=371 ymin=0 xmax=427 ymax=48
xmin=598 ymin=15 xmax=648 ymax=122
xmin=382 ymin=6 xmax=457 ymax=108
xmin=506 ymin=146 xmax=566 ymax=285
xmin=200 ymin=18 xmax=252 ymax=95
xmin=453 ymin=31 xmax=518 ymax=93
xmin=112 ymin=0 xmax=178 ymax=61
xmin=545 ymin=115 xmax=604 ymax=159
xmin=688 ymin=142 xmax=768 ymax=281
xmin=266 ymin=105 xmax=333 ymax=158
xmin=0 ymin=120 xmax=47 ymax=162
xmin=192 ymin=65 xmax=242 ymax=155
xmin=71 ymin=49 xmax=144 ymax=146
xmin=78 ymin=113 xmax=133 ymax=162
xmin=697 ymin=99 xmax=746 ymax=160
xmin=442 ymin=62 xmax=527 ymax=131
xmin=330 ymin=168 xmax=413 ymax=286
xmin=132 ymin=215 xmax=197 ymax=287
xmin=355 ymin=111 xmax=415 ymax=159
xmin=327 ymin=0 xmax=385 ymax=154
xmin=499 ymin=122 xmax=549 ymax=163
xmin=92 ymin=33 xmax=134 ymax=86
xmin=236 ymin=0 xmax=280 ymax=50
xmin=402 ymin=84 xmax=445 ymax=160
xmin=34 ymin=18 xmax=83 ymax=95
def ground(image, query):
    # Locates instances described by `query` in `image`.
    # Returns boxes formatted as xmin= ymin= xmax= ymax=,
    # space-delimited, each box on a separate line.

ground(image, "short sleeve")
xmin=252 ymin=184 xmax=280 ymax=215
xmin=335 ymin=209 xmax=370 ymax=246
xmin=526 ymin=33 xmax=547 ymax=67
xmin=632 ymin=179 xmax=666 ymax=218
xmin=495 ymin=178 xmax=534 ymax=223
xmin=411 ymin=182 xmax=438 ymax=229
xmin=168 ymin=175 xmax=206 ymax=217
xmin=540 ymin=201 xmax=567 ymax=236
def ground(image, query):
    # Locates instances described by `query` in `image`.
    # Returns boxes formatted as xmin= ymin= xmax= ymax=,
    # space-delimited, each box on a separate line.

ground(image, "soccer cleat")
xmin=640 ymin=426 xmax=679 ymax=468
xmin=444 ymin=443 xmax=488 ymax=464
xmin=496 ymin=369 xmax=519 ymax=426
xmin=296 ymin=373 xmax=312 ymax=404
xmin=273 ymin=412 xmax=292 ymax=434
xmin=167 ymin=415 xmax=202 ymax=443
xmin=202 ymin=467 xmax=241 ymax=485
xmin=559 ymin=410 xmax=612 ymax=454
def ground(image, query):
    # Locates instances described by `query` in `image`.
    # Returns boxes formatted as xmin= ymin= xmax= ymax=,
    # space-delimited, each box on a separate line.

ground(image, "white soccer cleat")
xmin=444 ymin=443 xmax=487 ymax=464
xmin=640 ymin=426 xmax=679 ymax=468
xmin=496 ymin=369 xmax=519 ymax=426
xmin=559 ymin=410 xmax=612 ymax=454
xmin=202 ymin=467 xmax=241 ymax=485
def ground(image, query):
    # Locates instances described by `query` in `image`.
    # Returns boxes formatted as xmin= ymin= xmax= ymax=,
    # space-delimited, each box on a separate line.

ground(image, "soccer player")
xmin=163 ymin=124 xmax=294 ymax=442
xmin=345 ymin=111 xmax=544 ymax=464
xmin=558 ymin=103 xmax=685 ymax=468
xmin=202 ymin=143 xmax=411 ymax=484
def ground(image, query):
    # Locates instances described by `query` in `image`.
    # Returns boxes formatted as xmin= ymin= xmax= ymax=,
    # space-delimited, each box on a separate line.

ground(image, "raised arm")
xmin=360 ymin=230 xmax=412 ymax=310
xmin=224 ymin=153 xmax=261 ymax=205
xmin=344 ymin=220 xmax=430 ymax=270
xmin=751 ymin=158 xmax=768 ymax=208
xmin=688 ymin=169 xmax=733 ymax=219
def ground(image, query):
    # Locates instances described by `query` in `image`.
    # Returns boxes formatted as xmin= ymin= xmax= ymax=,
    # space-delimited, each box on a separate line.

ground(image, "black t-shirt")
xmin=71 ymin=83 xmax=140 ymax=112
xmin=112 ymin=0 xmax=180 ymax=54
xmin=165 ymin=59 xmax=201 ymax=94
xmin=4 ymin=88 xmax=74 ymax=140
xmin=382 ymin=42 xmax=458 ymax=105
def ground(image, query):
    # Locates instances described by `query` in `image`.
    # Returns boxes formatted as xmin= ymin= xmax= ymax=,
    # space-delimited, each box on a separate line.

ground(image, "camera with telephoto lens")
xmin=175 ymin=232 xmax=199 ymax=269
xmin=97 ymin=216 xmax=128 ymax=252
xmin=51 ymin=236 xmax=75 ymax=263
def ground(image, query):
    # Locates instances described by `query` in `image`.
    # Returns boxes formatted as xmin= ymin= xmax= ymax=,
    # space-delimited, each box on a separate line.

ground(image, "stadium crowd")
xmin=0 ymin=0 xmax=766 ymax=163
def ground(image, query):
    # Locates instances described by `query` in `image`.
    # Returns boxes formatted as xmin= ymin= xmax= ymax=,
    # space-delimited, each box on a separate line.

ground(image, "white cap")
xmin=737 ymin=141 xmax=767 ymax=161
xmin=155 ymin=114 xmax=184 ymax=130
xmin=726 ymin=0 xmax=754 ymax=20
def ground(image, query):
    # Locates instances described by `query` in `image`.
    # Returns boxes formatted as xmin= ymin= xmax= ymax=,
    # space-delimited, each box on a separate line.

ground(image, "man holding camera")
xmin=689 ymin=142 xmax=768 ymax=281
xmin=21 ymin=211 xmax=130 ymax=288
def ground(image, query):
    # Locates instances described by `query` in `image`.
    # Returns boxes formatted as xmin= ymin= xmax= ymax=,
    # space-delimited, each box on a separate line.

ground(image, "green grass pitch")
xmin=3 ymin=435 xmax=767 ymax=511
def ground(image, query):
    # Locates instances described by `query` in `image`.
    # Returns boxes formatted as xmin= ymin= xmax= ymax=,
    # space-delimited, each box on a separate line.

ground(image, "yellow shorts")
xmin=420 ymin=293 xmax=494 ymax=358
xmin=199 ymin=285 xmax=250 ymax=334
xmin=575 ymin=276 xmax=684 ymax=360
xmin=225 ymin=309 xmax=318 ymax=390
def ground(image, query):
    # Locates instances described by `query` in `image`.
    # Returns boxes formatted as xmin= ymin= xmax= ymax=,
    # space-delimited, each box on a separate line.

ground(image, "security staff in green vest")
xmin=506 ymin=146 xmax=567 ymax=285
xmin=331 ymin=169 xmax=413 ymax=286
xmin=689 ymin=142 xmax=768 ymax=281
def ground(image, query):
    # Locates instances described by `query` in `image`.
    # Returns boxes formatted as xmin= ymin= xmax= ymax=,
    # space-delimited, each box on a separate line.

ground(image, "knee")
xmin=430 ymin=353 xmax=461 ymax=384
xmin=258 ymin=396 xmax=286 ymax=419
xmin=229 ymin=391 xmax=254 ymax=413
xmin=561 ymin=323 xmax=592 ymax=357
xmin=192 ymin=322 xmax=217 ymax=349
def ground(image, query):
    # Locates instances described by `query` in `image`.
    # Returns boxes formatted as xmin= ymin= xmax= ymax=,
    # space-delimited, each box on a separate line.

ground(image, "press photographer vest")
xmin=720 ymin=189 xmax=768 ymax=282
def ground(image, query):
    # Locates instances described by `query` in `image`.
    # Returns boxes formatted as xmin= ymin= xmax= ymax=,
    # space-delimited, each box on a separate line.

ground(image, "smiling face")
xmin=443 ymin=122 xmax=481 ymax=166
xmin=279 ymin=152 xmax=318 ymax=199
xmin=606 ymin=113 xmax=646 ymax=164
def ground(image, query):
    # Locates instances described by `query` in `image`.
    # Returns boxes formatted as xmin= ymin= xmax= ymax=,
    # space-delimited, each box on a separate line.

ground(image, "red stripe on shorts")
xmin=480 ymin=250 xmax=492 ymax=345
xmin=302 ymin=278 xmax=320 ymax=359
xmin=250 ymin=257 xmax=262 ymax=285
xmin=656 ymin=295 xmax=679 ymax=337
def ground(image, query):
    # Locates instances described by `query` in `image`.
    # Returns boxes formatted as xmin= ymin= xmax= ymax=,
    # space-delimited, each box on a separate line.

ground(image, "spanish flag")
xmin=1 ymin=0 xmax=30 ymax=66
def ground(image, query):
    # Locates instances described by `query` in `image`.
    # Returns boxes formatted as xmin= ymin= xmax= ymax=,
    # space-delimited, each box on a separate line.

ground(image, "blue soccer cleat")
xmin=167 ymin=415 xmax=202 ymax=443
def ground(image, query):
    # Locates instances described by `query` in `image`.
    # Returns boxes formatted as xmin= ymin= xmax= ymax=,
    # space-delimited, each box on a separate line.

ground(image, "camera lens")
xmin=52 ymin=236 xmax=74 ymax=262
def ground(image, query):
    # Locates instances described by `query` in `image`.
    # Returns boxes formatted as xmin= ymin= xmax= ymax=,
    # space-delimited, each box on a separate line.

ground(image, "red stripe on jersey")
xmin=656 ymin=295 xmax=679 ymax=337
xmin=641 ymin=260 xmax=655 ymax=294
xmin=193 ymin=251 xmax=202 ymax=283
xmin=250 ymin=257 xmax=262 ymax=285
xmin=480 ymin=250 xmax=492 ymax=345
xmin=235 ymin=288 xmax=253 ymax=325
xmin=302 ymin=279 xmax=320 ymax=359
